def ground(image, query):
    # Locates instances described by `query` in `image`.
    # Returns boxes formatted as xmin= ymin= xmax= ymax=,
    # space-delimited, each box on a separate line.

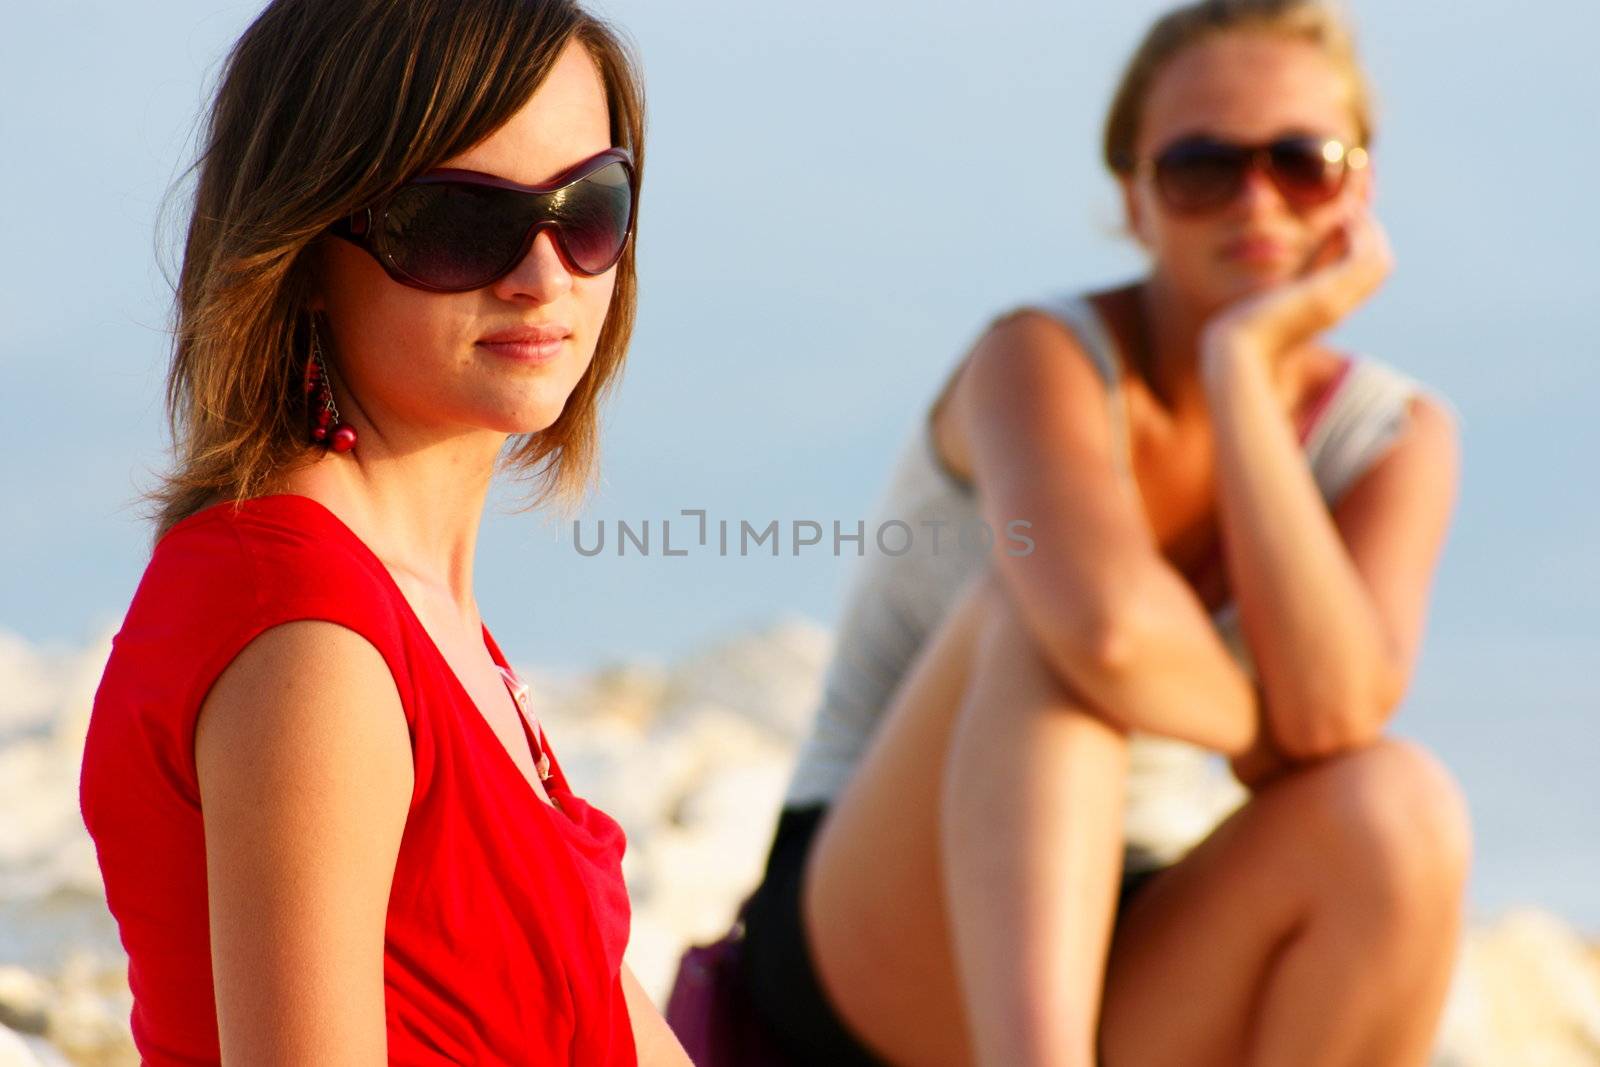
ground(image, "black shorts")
xmin=737 ymin=804 xmax=1166 ymax=1065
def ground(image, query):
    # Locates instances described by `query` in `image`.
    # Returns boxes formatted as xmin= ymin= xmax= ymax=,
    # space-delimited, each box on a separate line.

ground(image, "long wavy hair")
xmin=143 ymin=0 xmax=646 ymax=545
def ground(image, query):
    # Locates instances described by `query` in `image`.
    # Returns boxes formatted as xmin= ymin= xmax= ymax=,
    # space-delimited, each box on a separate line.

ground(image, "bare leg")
xmin=801 ymin=571 xmax=990 ymax=1066
xmin=804 ymin=570 xmax=1128 ymax=1066
xmin=1098 ymin=737 xmax=1472 ymax=1067
xmin=941 ymin=575 xmax=1129 ymax=1065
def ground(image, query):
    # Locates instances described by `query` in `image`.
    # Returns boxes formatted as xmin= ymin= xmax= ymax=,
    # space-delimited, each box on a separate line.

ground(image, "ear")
xmin=304 ymin=238 xmax=330 ymax=312
xmin=1118 ymin=175 xmax=1154 ymax=251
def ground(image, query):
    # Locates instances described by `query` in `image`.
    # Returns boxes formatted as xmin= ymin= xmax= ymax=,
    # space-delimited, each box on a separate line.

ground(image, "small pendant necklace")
xmin=496 ymin=663 xmax=553 ymax=787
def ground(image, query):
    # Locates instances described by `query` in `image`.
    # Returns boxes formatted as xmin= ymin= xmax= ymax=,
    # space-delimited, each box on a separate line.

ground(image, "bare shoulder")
xmin=966 ymin=306 xmax=1115 ymax=400
xmin=1393 ymin=390 xmax=1461 ymax=486
xmin=195 ymin=619 xmax=410 ymax=1061
xmin=934 ymin=307 xmax=1123 ymax=484
xmin=1341 ymin=388 xmax=1461 ymax=505
xmin=1331 ymin=387 xmax=1462 ymax=560
xmin=195 ymin=619 xmax=412 ymax=805
xmin=1400 ymin=390 xmax=1462 ymax=453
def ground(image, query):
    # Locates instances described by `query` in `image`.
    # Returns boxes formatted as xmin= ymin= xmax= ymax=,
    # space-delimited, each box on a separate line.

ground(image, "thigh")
xmin=800 ymin=569 xmax=1001 ymax=1066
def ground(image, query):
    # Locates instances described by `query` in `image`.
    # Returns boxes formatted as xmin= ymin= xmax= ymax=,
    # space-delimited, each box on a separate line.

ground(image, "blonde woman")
xmin=737 ymin=2 xmax=1469 ymax=1064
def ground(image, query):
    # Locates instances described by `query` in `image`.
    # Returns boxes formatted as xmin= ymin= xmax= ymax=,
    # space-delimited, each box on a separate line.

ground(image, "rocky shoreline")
xmin=2 ymin=621 xmax=1595 ymax=1065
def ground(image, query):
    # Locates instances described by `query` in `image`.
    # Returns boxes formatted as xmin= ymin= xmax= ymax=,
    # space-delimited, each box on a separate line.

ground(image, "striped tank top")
xmin=782 ymin=290 xmax=1447 ymax=873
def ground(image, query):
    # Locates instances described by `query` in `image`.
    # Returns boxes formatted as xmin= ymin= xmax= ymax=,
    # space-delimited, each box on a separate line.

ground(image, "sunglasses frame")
xmin=1138 ymin=135 xmax=1368 ymax=216
xmin=328 ymin=146 xmax=637 ymax=293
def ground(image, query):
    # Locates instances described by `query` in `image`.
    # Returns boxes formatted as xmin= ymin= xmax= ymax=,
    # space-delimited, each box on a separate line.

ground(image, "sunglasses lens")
xmin=1153 ymin=139 xmax=1246 ymax=213
xmin=380 ymin=182 xmax=530 ymax=291
xmin=1268 ymin=138 xmax=1346 ymax=206
xmin=547 ymin=160 xmax=634 ymax=275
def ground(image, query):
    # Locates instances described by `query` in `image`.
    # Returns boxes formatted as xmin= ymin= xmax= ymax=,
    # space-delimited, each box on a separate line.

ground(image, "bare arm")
xmin=196 ymin=620 xmax=412 ymax=1066
xmin=620 ymin=963 xmax=692 ymax=1066
xmin=1201 ymin=202 xmax=1461 ymax=760
xmin=1207 ymin=355 xmax=1461 ymax=760
xmin=955 ymin=310 xmax=1261 ymax=756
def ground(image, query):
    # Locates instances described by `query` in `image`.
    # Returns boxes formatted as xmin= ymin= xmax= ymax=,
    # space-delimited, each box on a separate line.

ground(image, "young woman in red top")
xmin=78 ymin=1 xmax=689 ymax=1063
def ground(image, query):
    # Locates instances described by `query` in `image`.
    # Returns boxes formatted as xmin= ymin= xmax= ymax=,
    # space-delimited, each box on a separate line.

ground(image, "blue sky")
xmin=2 ymin=1 xmax=1596 ymax=925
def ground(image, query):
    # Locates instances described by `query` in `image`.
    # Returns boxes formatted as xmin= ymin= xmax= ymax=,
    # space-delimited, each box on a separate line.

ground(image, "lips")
xmin=477 ymin=323 xmax=572 ymax=345
xmin=476 ymin=323 xmax=572 ymax=364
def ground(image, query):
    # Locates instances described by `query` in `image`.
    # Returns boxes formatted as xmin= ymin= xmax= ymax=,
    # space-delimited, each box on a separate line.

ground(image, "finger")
xmin=1367 ymin=210 xmax=1395 ymax=274
xmin=1346 ymin=203 xmax=1393 ymax=285
xmin=1296 ymin=206 xmax=1380 ymax=324
xmin=1324 ymin=201 xmax=1378 ymax=277
xmin=1302 ymin=214 xmax=1351 ymax=276
xmin=1327 ymin=195 xmax=1372 ymax=263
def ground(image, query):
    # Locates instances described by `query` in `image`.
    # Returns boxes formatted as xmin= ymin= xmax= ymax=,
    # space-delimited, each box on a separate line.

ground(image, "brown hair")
xmin=143 ymin=0 xmax=646 ymax=544
xmin=1102 ymin=0 xmax=1374 ymax=174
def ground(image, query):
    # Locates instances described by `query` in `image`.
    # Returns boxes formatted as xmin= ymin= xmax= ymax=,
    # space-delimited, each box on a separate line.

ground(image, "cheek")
xmin=320 ymin=248 xmax=472 ymax=387
xmin=321 ymin=241 xmax=433 ymax=347
xmin=344 ymin=290 xmax=460 ymax=376
xmin=1143 ymin=209 xmax=1217 ymax=271
xmin=574 ymin=271 xmax=619 ymax=350
xmin=1133 ymin=185 xmax=1207 ymax=261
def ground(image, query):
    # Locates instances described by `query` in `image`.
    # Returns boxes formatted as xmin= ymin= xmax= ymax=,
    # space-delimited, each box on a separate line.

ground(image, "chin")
xmin=507 ymin=393 xmax=577 ymax=437
xmin=1209 ymin=263 xmax=1296 ymax=304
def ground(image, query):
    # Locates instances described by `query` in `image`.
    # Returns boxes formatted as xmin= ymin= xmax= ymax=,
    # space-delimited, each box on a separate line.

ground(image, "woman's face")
xmin=1123 ymin=32 xmax=1371 ymax=313
xmin=314 ymin=38 xmax=618 ymax=449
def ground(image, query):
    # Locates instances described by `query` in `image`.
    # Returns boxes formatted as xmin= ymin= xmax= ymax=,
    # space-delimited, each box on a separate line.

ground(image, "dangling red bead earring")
xmin=305 ymin=316 xmax=357 ymax=453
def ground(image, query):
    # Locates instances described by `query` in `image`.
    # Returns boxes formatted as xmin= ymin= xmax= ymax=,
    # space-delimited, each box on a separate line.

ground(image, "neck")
xmin=1128 ymin=273 xmax=1211 ymax=414
xmin=1128 ymin=273 xmax=1316 ymax=417
xmin=282 ymin=427 xmax=504 ymax=627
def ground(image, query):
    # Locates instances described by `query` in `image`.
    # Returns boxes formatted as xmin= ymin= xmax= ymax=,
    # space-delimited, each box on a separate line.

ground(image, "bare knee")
xmin=971 ymin=570 xmax=1128 ymax=735
xmin=1288 ymin=737 xmax=1473 ymax=916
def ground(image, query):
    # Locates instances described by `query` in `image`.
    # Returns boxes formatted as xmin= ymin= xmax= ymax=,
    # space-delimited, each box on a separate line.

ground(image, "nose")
xmin=1232 ymin=154 xmax=1289 ymax=217
xmin=489 ymin=226 xmax=575 ymax=305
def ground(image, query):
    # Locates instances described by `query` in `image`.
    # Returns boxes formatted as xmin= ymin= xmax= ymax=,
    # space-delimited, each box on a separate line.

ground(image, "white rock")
xmin=1432 ymin=909 xmax=1600 ymax=1066
xmin=0 ymin=965 xmax=50 ymax=1034
xmin=0 ymin=1025 xmax=70 ymax=1067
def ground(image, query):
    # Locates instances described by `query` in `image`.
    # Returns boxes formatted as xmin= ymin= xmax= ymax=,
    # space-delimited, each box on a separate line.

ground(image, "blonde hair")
xmin=143 ymin=0 xmax=646 ymax=545
xmin=1103 ymin=0 xmax=1374 ymax=174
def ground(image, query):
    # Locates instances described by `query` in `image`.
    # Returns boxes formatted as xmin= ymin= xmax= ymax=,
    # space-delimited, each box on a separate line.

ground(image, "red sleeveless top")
xmin=78 ymin=494 xmax=637 ymax=1066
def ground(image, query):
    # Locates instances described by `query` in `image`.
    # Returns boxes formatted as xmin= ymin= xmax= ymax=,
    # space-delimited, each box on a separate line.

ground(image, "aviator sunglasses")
xmin=1139 ymin=134 xmax=1368 ymax=215
xmin=328 ymin=147 xmax=636 ymax=292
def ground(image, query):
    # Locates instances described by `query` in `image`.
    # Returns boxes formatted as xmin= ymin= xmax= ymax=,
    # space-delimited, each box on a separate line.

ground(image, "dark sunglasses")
xmin=1141 ymin=135 xmax=1367 ymax=215
xmin=328 ymin=147 xmax=636 ymax=292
